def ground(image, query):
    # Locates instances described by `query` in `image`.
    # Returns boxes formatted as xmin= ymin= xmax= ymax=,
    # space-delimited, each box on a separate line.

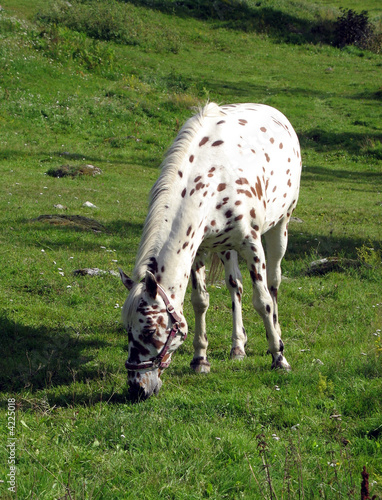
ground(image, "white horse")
xmin=119 ymin=102 xmax=302 ymax=400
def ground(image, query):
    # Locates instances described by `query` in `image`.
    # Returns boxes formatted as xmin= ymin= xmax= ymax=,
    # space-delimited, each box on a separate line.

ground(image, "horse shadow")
xmin=0 ymin=313 xmax=143 ymax=406
xmin=0 ymin=314 xmax=107 ymax=394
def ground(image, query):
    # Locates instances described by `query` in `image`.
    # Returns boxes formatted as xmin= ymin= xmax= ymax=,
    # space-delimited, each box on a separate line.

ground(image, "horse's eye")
xmin=142 ymin=329 xmax=156 ymax=338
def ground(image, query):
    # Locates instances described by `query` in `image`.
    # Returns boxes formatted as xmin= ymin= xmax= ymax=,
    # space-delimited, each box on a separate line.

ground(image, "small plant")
xmin=376 ymin=338 xmax=382 ymax=357
xmin=361 ymin=466 xmax=379 ymax=500
xmin=356 ymin=243 xmax=382 ymax=269
xmin=317 ymin=372 xmax=334 ymax=398
xmin=256 ymin=434 xmax=278 ymax=499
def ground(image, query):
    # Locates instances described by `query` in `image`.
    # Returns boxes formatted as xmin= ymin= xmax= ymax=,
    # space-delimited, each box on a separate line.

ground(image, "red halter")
xmin=125 ymin=284 xmax=186 ymax=371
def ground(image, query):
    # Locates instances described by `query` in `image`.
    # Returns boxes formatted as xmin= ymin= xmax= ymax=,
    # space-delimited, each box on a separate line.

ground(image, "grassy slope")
xmin=0 ymin=1 xmax=381 ymax=498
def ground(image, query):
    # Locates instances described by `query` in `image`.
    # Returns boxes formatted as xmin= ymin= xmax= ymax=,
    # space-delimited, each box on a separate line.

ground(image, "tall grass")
xmin=36 ymin=0 xmax=183 ymax=53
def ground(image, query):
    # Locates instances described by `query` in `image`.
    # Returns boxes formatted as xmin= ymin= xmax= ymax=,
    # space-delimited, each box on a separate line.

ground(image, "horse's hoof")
xmin=190 ymin=357 xmax=211 ymax=373
xmin=271 ymin=354 xmax=291 ymax=371
xmin=230 ymin=346 xmax=246 ymax=360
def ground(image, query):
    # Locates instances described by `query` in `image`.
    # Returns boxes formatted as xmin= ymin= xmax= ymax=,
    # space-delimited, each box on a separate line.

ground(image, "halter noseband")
xmin=125 ymin=284 xmax=186 ymax=372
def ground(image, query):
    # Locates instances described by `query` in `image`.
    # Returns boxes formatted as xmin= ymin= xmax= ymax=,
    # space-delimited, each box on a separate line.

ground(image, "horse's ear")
xmin=145 ymin=270 xmax=158 ymax=299
xmin=119 ymin=268 xmax=134 ymax=291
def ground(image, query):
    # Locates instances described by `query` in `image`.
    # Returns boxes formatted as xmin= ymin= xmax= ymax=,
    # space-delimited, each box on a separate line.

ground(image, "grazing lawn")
xmin=0 ymin=0 xmax=381 ymax=498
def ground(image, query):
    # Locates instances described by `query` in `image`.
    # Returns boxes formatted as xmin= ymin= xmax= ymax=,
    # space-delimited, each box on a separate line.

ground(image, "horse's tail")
xmin=207 ymin=253 xmax=224 ymax=285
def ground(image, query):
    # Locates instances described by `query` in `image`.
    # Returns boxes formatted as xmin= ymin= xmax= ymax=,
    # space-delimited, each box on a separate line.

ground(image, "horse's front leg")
xmin=219 ymin=251 xmax=247 ymax=360
xmin=190 ymin=255 xmax=211 ymax=373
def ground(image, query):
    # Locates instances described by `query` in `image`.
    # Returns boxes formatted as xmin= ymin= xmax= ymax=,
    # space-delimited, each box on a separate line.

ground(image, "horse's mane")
xmin=132 ymin=102 xmax=222 ymax=282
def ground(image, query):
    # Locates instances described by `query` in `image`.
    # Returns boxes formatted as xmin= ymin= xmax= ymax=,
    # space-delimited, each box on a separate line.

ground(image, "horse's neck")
xmin=155 ymin=213 xmax=204 ymax=311
xmin=140 ymin=110 xmax=214 ymax=308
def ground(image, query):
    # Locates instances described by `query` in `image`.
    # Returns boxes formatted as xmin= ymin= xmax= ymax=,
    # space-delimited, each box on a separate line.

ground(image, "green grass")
xmin=0 ymin=0 xmax=381 ymax=498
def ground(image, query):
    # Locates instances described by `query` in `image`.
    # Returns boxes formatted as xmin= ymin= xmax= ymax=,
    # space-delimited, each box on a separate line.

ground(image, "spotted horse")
xmin=119 ymin=102 xmax=302 ymax=400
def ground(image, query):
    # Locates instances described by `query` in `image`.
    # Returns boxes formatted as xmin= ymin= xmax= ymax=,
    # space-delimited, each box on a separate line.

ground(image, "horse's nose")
xmin=128 ymin=380 xmax=149 ymax=401
xmin=128 ymin=376 xmax=163 ymax=402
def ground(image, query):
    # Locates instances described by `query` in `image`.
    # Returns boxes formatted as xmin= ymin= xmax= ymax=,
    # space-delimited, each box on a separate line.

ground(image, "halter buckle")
xmin=167 ymin=304 xmax=175 ymax=315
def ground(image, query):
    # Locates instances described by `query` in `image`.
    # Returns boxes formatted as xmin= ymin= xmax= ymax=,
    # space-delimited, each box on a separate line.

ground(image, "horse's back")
xmin=182 ymin=103 xmax=301 ymax=238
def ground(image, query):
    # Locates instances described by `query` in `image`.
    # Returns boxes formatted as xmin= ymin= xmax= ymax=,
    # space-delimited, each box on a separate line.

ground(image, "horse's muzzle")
xmin=128 ymin=377 xmax=162 ymax=402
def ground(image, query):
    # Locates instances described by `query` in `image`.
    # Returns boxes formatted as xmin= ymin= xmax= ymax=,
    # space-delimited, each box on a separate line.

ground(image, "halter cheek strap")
xmin=156 ymin=283 xmax=183 ymax=324
xmin=125 ymin=284 xmax=186 ymax=371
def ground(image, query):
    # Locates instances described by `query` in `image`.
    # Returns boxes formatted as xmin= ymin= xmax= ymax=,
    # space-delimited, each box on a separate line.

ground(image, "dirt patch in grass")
xmin=46 ymin=164 xmax=102 ymax=178
xmin=73 ymin=268 xmax=119 ymax=277
xmin=307 ymin=257 xmax=363 ymax=275
xmin=31 ymin=215 xmax=105 ymax=232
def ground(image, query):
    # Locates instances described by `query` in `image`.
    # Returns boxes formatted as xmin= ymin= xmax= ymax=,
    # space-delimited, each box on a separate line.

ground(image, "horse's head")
xmin=119 ymin=269 xmax=188 ymax=401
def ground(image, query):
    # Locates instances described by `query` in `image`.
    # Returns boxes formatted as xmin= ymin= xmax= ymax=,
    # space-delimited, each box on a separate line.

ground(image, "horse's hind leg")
xmin=218 ymin=251 xmax=247 ymax=360
xmin=240 ymin=235 xmax=291 ymax=370
xmin=190 ymin=254 xmax=211 ymax=373
xmin=263 ymin=217 xmax=290 ymax=340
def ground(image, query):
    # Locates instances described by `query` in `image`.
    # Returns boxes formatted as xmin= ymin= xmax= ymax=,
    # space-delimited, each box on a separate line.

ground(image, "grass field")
xmin=0 ymin=0 xmax=381 ymax=498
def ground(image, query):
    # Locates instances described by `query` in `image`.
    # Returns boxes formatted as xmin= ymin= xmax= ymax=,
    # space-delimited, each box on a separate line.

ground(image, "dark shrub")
xmin=334 ymin=8 xmax=373 ymax=48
